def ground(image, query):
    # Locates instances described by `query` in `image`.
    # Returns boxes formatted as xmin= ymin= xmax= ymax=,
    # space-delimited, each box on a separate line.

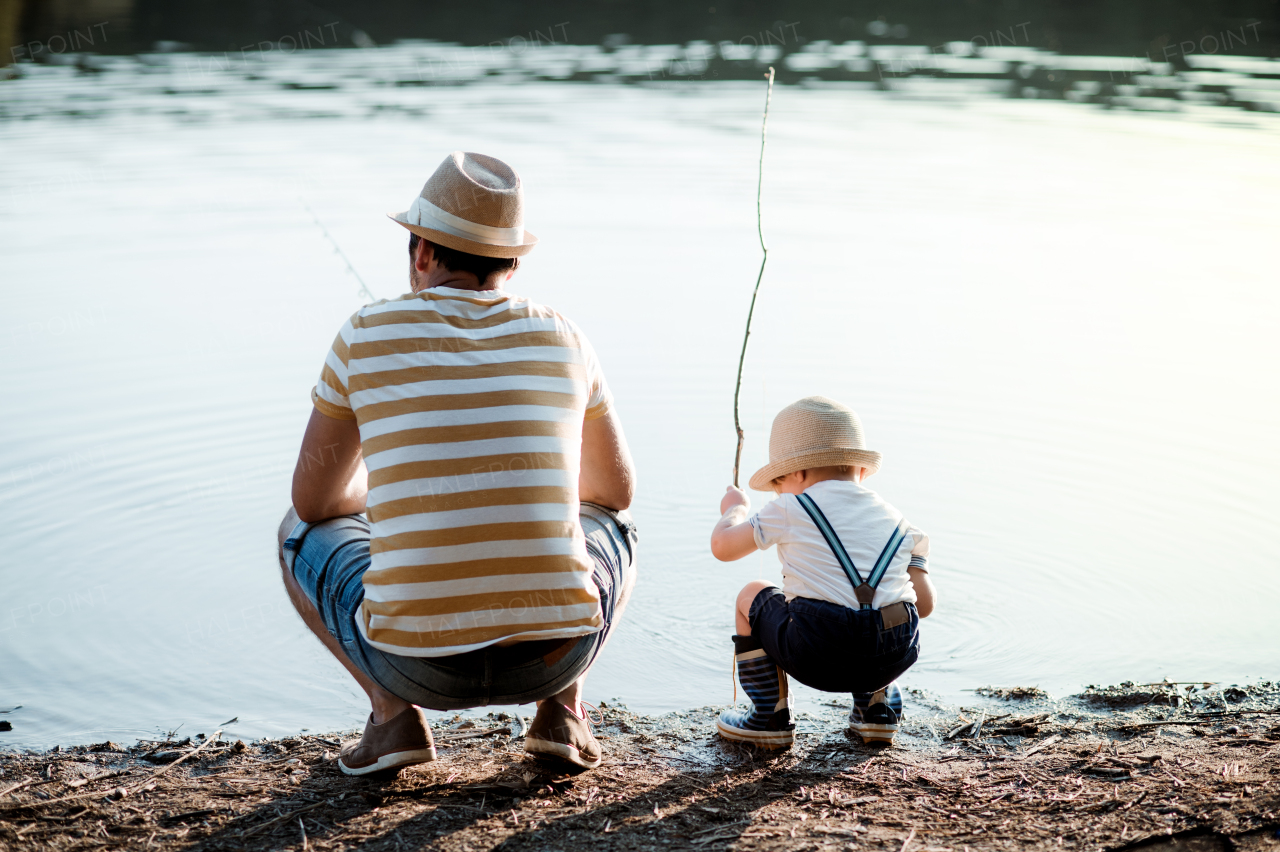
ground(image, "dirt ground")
xmin=2 ymin=681 xmax=1278 ymax=852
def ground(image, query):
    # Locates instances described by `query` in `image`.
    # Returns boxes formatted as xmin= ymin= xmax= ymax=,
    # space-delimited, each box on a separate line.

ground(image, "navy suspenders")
xmin=794 ymin=493 xmax=910 ymax=611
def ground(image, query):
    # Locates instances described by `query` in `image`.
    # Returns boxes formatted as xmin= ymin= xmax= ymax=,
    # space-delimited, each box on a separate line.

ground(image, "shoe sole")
xmin=338 ymin=746 xmax=437 ymax=776
xmin=715 ymin=717 xmax=795 ymax=748
xmin=524 ymin=736 xmax=603 ymax=769
xmin=849 ymin=722 xmax=899 ymax=745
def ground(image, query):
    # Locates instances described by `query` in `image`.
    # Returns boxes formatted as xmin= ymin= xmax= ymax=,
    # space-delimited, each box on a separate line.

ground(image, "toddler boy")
xmin=710 ymin=396 xmax=936 ymax=747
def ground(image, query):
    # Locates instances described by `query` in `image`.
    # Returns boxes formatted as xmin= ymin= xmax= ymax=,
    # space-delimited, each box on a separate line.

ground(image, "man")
xmin=277 ymin=151 xmax=637 ymax=775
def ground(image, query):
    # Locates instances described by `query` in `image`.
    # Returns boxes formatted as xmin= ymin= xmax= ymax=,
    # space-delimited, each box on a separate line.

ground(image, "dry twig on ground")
xmin=2 ymin=684 xmax=1278 ymax=852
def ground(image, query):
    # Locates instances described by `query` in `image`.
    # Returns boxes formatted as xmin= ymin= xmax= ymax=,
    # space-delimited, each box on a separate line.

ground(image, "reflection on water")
xmin=1 ymin=44 xmax=1278 ymax=749
xmin=6 ymin=39 xmax=1280 ymax=120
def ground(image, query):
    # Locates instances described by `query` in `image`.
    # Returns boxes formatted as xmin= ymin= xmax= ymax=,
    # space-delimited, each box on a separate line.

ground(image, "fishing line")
xmin=302 ymin=199 xmax=378 ymax=303
xmin=732 ymin=66 xmax=776 ymax=489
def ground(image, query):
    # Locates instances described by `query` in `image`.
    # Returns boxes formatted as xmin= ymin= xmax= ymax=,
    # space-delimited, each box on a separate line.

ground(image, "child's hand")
xmin=712 ymin=486 xmax=758 ymax=561
xmin=720 ymin=486 xmax=750 ymax=515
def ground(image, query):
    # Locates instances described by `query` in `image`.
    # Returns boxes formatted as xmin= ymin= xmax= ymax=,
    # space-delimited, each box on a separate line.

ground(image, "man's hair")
xmin=409 ymin=233 xmax=518 ymax=283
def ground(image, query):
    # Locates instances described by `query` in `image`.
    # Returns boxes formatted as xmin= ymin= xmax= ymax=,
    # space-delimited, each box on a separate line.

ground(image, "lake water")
xmin=2 ymin=43 xmax=1279 ymax=750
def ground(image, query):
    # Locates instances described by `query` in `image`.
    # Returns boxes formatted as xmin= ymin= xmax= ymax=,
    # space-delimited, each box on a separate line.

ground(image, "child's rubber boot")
xmin=715 ymin=634 xmax=795 ymax=748
xmin=848 ymin=682 xmax=904 ymax=745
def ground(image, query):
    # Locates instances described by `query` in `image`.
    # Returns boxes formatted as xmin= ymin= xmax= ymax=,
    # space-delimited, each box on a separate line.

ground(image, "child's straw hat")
xmin=388 ymin=151 xmax=538 ymax=259
xmin=748 ymin=396 xmax=883 ymax=491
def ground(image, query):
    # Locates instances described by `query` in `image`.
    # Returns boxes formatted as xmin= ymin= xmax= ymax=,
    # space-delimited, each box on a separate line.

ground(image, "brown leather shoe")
xmin=523 ymin=701 xmax=602 ymax=769
xmin=338 ymin=707 xmax=437 ymax=776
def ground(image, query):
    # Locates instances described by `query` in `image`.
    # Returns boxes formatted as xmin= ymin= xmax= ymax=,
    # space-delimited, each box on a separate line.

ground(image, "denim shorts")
xmin=749 ymin=586 xmax=919 ymax=694
xmin=282 ymin=503 xmax=637 ymax=710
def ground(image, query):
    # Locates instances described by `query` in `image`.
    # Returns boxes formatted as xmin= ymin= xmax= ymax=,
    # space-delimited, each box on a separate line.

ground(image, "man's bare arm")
xmin=291 ymin=408 xmax=367 ymax=522
xmin=579 ymin=407 xmax=635 ymax=511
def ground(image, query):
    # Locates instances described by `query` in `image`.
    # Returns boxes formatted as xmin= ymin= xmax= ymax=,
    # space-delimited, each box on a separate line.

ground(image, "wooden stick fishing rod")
xmin=732 ymin=66 xmax=776 ymax=489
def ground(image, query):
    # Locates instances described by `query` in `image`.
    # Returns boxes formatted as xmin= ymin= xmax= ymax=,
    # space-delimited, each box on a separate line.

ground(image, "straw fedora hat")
xmin=388 ymin=151 xmax=537 ymax=259
xmin=748 ymin=396 xmax=882 ymax=491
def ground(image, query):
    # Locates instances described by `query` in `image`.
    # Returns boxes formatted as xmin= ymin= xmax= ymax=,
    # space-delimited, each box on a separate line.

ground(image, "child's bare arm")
xmin=908 ymin=566 xmax=936 ymax=617
xmin=710 ymin=486 xmax=759 ymax=562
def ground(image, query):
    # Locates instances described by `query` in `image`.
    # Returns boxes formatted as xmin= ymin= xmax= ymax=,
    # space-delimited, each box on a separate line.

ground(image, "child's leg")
xmin=849 ymin=683 xmax=904 ymax=745
xmin=735 ymin=580 xmax=775 ymax=634
xmin=717 ymin=581 xmax=794 ymax=748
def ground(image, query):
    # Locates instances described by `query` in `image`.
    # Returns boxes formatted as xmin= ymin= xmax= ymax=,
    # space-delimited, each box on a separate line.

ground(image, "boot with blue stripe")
xmin=715 ymin=635 xmax=795 ymax=748
xmin=848 ymin=682 xmax=904 ymax=745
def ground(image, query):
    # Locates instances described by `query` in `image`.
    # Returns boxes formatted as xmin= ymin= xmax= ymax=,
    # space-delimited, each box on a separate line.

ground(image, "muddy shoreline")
xmin=2 ymin=681 xmax=1278 ymax=851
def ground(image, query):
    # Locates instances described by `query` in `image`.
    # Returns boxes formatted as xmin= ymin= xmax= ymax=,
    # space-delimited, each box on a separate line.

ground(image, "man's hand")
xmin=720 ymin=486 xmax=750 ymax=516
xmin=291 ymin=409 xmax=368 ymax=522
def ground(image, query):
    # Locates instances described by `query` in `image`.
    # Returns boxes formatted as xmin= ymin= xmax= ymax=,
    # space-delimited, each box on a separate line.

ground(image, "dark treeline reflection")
xmin=9 ymin=0 xmax=1279 ymax=60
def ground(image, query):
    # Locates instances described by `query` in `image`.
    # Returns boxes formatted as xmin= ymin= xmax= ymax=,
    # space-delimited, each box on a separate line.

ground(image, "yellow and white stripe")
xmin=312 ymin=287 xmax=612 ymax=656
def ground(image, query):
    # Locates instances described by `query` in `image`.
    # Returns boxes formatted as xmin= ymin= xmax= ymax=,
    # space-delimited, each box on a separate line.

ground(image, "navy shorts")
xmin=749 ymin=586 xmax=919 ymax=694
xmin=282 ymin=503 xmax=637 ymax=710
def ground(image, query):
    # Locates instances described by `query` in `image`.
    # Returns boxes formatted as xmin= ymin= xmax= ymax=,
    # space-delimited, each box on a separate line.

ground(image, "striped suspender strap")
xmin=794 ymin=493 xmax=866 ymax=594
xmin=867 ymin=516 xmax=912 ymax=591
xmin=794 ymin=493 xmax=911 ymax=611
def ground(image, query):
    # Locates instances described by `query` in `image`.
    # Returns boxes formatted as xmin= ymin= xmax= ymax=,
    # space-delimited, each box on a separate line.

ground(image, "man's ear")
xmin=413 ymin=237 xmax=434 ymax=272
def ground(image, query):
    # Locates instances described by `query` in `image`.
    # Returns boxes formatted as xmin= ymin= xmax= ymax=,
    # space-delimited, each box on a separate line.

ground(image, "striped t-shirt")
xmin=311 ymin=286 xmax=612 ymax=657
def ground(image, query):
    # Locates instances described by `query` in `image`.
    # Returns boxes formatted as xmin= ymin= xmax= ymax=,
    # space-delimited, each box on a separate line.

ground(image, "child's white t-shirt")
xmin=748 ymin=479 xmax=929 ymax=611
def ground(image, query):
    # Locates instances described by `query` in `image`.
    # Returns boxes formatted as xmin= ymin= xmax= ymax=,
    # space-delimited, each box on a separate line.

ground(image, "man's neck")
xmin=412 ymin=270 xmax=500 ymax=294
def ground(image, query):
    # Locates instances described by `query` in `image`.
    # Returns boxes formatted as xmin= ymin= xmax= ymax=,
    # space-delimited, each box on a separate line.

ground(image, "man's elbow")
xmin=291 ymin=481 xmax=323 ymax=524
xmin=596 ymin=486 xmax=633 ymax=513
xmin=587 ymin=471 xmax=635 ymax=512
xmin=615 ymin=479 xmax=635 ymax=512
xmin=294 ymin=503 xmax=323 ymax=524
xmin=614 ymin=466 xmax=637 ymax=510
